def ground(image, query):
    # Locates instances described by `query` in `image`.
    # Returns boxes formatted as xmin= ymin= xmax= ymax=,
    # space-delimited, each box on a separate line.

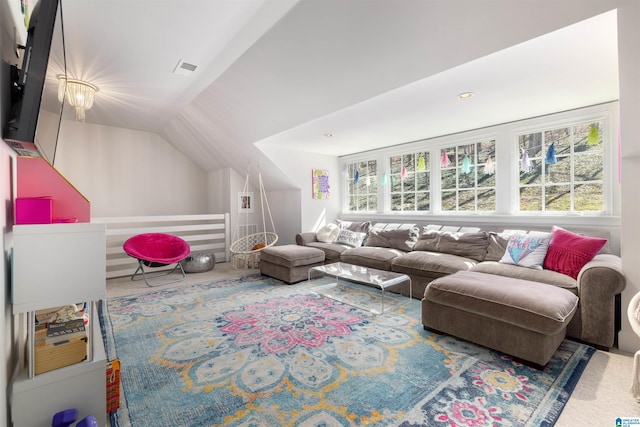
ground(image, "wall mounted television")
xmin=3 ymin=0 xmax=66 ymax=164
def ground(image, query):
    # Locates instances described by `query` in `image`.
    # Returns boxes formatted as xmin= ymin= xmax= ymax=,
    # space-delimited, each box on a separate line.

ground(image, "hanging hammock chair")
xmin=230 ymin=167 xmax=278 ymax=268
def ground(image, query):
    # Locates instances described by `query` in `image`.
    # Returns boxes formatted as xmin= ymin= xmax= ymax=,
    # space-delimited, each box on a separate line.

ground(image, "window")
xmin=346 ymin=160 xmax=378 ymax=212
xmin=440 ymin=140 xmax=496 ymax=212
xmin=389 ymin=152 xmax=430 ymax=211
xmin=518 ymin=120 xmax=604 ymax=212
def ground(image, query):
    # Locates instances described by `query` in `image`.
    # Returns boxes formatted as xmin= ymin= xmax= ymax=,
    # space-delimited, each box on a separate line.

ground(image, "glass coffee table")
xmin=308 ymin=262 xmax=412 ymax=314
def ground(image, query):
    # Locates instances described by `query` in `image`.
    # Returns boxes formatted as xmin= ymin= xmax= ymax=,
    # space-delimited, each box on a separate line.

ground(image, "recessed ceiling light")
xmin=458 ymin=92 xmax=474 ymax=99
xmin=324 ymin=133 xmax=333 ymax=138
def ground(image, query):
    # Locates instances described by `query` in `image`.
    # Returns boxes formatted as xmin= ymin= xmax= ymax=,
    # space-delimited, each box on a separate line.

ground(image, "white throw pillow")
xmin=499 ymin=232 xmax=552 ymax=269
xmin=335 ymin=229 xmax=367 ymax=247
xmin=316 ymin=223 xmax=340 ymax=243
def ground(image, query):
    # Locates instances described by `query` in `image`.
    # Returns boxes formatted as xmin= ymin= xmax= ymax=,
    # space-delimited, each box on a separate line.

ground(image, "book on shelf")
xmin=45 ymin=318 xmax=86 ymax=345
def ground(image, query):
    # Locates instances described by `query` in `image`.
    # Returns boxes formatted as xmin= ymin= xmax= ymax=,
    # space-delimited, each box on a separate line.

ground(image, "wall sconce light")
xmin=58 ymin=76 xmax=98 ymax=122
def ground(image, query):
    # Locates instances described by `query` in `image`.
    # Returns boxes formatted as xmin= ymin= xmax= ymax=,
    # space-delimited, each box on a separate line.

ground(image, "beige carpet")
xmin=106 ymin=262 xmax=640 ymax=425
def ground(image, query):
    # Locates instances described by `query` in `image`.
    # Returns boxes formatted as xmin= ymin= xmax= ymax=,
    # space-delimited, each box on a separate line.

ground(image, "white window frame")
xmin=438 ymin=138 xmax=497 ymax=213
xmin=340 ymin=102 xmax=619 ymax=224
xmin=387 ymin=150 xmax=430 ymax=212
xmin=343 ymin=158 xmax=378 ymax=213
xmin=511 ymin=108 xmax=614 ymax=215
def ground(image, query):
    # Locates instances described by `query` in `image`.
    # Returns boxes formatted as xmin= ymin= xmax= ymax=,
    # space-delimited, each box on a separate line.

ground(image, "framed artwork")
xmin=238 ymin=192 xmax=254 ymax=213
xmin=312 ymin=169 xmax=330 ymax=199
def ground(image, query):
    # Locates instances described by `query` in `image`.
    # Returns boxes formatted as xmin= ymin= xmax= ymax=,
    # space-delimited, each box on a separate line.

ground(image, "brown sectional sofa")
xmin=296 ymin=220 xmax=626 ymax=356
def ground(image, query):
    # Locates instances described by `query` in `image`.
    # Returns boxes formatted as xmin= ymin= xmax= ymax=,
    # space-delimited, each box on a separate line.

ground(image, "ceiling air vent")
xmin=173 ymin=60 xmax=198 ymax=76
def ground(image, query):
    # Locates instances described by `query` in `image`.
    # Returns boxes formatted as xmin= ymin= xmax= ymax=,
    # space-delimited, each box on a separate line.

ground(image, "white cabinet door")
xmin=12 ymin=223 xmax=106 ymax=313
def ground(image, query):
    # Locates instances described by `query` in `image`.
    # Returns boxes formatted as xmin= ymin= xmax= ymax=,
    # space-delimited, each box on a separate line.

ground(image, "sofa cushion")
xmin=543 ymin=226 xmax=607 ymax=279
xmin=470 ymin=261 xmax=577 ymax=293
xmin=365 ymin=227 xmax=420 ymax=252
xmin=484 ymin=232 xmax=509 ymax=261
xmin=426 ymin=271 xmax=578 ymax=335
xmin=499 ymin=232 xmax=551 ymax=269
xmin=340 ymin=247 xmax=406 ymax=271
xmin=391 ymin=250 xmax=477 ymax=277
xmin=306 ymin=242 xmax=351 ymax=263
xmin=261 ymin=245 xmax=325 ymax=268
xmin=413 ymin=229 xmax=489 ymax=261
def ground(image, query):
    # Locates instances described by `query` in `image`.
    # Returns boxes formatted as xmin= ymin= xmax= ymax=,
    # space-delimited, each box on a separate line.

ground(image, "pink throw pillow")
xmin=543 ymin=226 xmax=607 ymax=279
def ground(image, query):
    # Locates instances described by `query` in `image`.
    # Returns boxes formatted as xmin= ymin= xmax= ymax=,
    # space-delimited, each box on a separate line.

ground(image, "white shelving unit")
xmin=10 ymin=223 xmax=107 ymax=427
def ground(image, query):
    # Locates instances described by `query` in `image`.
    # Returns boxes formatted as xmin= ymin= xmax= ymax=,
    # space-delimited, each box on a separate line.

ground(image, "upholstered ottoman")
xmin=422 ymin=271 xmax=578 ymax=367
xmin=260 ymin=245 xmax=325 ymax=284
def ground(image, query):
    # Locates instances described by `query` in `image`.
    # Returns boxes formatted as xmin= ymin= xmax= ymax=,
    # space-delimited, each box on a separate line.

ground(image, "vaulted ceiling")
xmin=55 ymin=0 xmax=619 ymax=190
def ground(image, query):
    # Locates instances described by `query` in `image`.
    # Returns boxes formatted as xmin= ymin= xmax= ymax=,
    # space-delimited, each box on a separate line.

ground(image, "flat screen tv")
xmin=3 ymin=0 xmax=65 ymax=164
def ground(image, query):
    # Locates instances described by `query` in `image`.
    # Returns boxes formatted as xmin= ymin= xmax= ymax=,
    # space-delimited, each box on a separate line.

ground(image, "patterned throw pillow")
xmin=543 ymin=226 xmax=607 ymax=279
xmin=335 ymin=219 xmax=371 ymax=233
xmin=499 ymin=232 xmax=552 ymax=269
xmin=335 ymin=229 xmax=367 ymax=247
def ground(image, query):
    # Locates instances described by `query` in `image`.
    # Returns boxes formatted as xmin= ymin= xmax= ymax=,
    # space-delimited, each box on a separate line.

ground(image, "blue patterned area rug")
xmin=99 ymin=274 xmax=594 ymax=427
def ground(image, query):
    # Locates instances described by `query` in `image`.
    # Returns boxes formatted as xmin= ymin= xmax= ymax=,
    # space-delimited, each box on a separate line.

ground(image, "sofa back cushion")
xmin=483 ymin=230 xmax=529 ymax=261
xmin=365 ymin=227 xmax=420 ymax=252
xmin=413 ymin=229 xmax=489 ymax=261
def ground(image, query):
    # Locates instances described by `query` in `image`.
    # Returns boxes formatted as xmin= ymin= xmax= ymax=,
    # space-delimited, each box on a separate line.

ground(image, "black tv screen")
xmin=4 ymin=0 xmax=65 ymax=163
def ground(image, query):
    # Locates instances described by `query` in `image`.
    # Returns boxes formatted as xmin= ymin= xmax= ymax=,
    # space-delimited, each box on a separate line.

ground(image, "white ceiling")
xmin=51 ymin=0 xmax=619 ymax=189
xmin=57 ymin=0 xmax=298 ymax=131
xmin=258 ymin=9 xmax=619 ymax=156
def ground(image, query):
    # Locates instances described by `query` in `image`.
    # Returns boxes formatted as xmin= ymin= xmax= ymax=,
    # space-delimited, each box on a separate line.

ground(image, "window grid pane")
xmin=440 ymin=140 xmax=496 ymax=212
xmin=389 ymin=151 xmax=430 ymax=212
xmin=518 ymin=120 xmax=604 ymax=213
xmin=345 ymin=160 xmax=378 ymax=212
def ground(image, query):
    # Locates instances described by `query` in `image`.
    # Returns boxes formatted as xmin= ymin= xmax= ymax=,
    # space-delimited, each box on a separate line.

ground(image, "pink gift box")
xmin=15 ymin=197 xmax=53 ymax=224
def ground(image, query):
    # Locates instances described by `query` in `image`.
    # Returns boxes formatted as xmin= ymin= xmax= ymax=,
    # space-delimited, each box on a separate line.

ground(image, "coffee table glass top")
xmin=308 ymin=262 xmax=411 ymax=314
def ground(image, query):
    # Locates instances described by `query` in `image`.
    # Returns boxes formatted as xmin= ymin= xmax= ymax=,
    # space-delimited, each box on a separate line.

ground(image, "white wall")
xmin=54 ymin=120 xmax=209 ymax=217
xmin=615 ymin=1 xmax=640 ymax=353
xmin=0 ymin=131 xmax=12 ymax=427
xmin=258 ymin=145 xmax=341 ymax=233
xmin=0 ymin=0 xmax=23 ymax=422
xmin=265 ymin=189 xmax=301 ymax=245
xmin=207 ymin=169 xmax=229 ymax=214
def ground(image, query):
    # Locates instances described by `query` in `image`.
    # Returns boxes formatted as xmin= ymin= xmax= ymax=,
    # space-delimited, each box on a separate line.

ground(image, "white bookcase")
xmin=10 ymin=223 xmax=107 ymax=427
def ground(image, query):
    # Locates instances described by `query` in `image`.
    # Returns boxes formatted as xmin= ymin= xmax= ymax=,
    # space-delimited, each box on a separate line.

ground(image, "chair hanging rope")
xmin=230 ymin=165 xmax=278 ymax=268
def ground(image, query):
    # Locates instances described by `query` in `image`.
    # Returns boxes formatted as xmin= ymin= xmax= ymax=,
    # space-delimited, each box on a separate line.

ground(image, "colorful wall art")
xmin=312 ymin=169 xmax=330 ymax=199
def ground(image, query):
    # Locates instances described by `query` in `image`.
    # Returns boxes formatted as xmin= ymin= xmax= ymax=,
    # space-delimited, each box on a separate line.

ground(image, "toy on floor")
xmin=52 ymin=409 xmax=98 ymax=427
xmin=51 ymin=409 xmax=77 ymax=427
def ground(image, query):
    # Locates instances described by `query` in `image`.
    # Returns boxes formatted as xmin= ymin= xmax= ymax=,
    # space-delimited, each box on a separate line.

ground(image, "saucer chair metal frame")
xmin=231 ymin=169 xmax=278 ymax=269
xmin=123 ymin=233 xmax=191 ymax=287
xmin=628 ymin=291 xmax=640 ymax=401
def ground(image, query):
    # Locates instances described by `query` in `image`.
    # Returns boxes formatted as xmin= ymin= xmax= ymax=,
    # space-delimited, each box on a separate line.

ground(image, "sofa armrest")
xmin=576 ymin=253 xmax=626 ymax=348
xmin=296 ymin=232 xmax=318 ymax=246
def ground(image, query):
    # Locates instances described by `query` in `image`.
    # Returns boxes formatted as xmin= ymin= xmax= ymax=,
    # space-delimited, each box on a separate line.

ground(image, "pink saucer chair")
xmin=123 ymin=233 xmax=191 ymax=287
